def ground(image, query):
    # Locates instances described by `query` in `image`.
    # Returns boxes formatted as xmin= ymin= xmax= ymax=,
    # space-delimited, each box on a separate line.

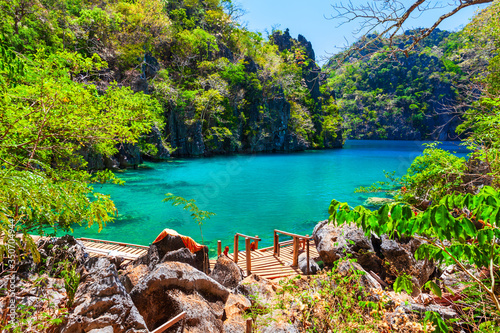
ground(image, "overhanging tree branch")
xmin=329 ymin=0 xmax=492 ymax=65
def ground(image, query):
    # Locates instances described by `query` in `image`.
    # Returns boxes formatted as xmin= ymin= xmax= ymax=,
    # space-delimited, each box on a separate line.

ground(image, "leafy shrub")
xmin=328 ymin=185 xmax=500 ymax=319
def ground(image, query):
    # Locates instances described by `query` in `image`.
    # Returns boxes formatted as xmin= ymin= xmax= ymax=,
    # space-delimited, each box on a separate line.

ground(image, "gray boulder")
xmin=260 ymin=322 xmax=299 ymax=333
xmin=312 ymin=220 xmax=375 ymax=265
xmin=119 ymin=264 xmax=150 ymax=294
xmin=236 ymin=274 xmax=279 ymax=307
xmin=380 ymin=235 xmax=436 ymax=292
xmin=210 ymin=255 xmax=245 ymax=289
xmin=298 ymin=253 xmax=320 ymax=275
xmin=337 ymin=260 xmax=382 ymax=291
xmin=223 ymin=320 xmax=247 ymax=333
xmin=439 ymin=264 xmax=471 ymax=294
xmin=130 ymin=261 xmax=230 ymax=333
xmin=21 ymin=234 xmax=88 ymax=279
xmin=61 ymin=257 xmax=149 ymax=333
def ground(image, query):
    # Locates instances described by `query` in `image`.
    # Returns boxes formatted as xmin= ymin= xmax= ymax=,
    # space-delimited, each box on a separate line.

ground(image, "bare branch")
xmin=328 ymin=0 xmax=493 ymax=67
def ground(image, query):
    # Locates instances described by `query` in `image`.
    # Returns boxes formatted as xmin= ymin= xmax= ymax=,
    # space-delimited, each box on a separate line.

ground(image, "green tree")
xmin=454 ymin=2 xmax=500 ymax=189
xmin=0 ymin=45 xmax=161 ymax=258
xmin=163 ymin=193 xmax=215 ymax=244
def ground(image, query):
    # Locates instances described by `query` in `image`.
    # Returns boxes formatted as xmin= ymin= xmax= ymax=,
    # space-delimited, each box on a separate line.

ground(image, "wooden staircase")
xmin=25 ymin=230 xmax=319 ymax=280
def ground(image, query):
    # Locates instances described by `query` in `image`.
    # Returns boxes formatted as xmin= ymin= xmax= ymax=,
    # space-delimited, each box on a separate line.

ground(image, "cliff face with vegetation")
xmin=0 ymin=0 xmax=342 ymax=162
xmin=326 ymin=29 xmax=471 ymax=140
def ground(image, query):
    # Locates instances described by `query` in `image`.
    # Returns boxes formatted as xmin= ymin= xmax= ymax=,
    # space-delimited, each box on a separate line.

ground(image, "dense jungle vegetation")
xmin=326 ymin=25 xmax=494 ymax=141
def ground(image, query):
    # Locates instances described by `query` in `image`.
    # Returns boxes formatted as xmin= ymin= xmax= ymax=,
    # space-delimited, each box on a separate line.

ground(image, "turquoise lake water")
xmin=68 ymin=140 xmax=468 ymax=257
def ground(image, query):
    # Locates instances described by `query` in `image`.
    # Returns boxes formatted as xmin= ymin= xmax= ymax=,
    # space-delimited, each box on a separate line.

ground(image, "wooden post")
xmin=245 ymin=237 xmax=251 ymax=276
xmin=204 ymin=250 xmax=209 ymax=274
xmin=292 ymin=237 xmax=299 ymax=267
xmin=254 ymin=235 xmax=259 ymax=250
xmin=245 ymin=318 xmax=252 ymax=333
xmin=217 ymin=240 xmax=221 ymax=256
xmin=273 ymin=231 xmax=277 ymax=255
xmin=180 ymin=316 xmax=186 ymax=332
xmin=277 ymin=234 xmax=280 ymax=256
xmin=234 ymin=234 xmax=239 ymax=263
xmin=305 ymin=235 xmax=310 ymax=274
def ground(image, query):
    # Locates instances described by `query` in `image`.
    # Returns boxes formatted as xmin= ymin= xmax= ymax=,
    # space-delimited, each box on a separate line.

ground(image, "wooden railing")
xmin=230 ymin=233 xmax=262 ymax=276
xmin=273 ymin=230 xmax=311 ymax=275
xmin=152 ymin=311 xmax=186 ymax=333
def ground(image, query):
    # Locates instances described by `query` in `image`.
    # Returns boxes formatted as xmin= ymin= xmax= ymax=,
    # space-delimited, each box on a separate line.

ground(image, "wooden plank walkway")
xmin=78 ymin=237 xmax=148 ymax=266
xmin=212 ymin=239 xmax=319 ymax=280
xmin=27 ymin=235 xmax=148 ymax=267
xmin=20 ymin=234 xmax=319 ymax=280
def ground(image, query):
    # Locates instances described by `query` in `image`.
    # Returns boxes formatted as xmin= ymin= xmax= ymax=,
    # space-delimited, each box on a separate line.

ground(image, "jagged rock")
xmin=33 ymin=235 xmax=87 ymax=278
xmin=61 ymin=257 xmax=149 ymax=333
xmin=439 ymin=264 xmax=471 ymax=293
xmin=119 ymin=264 xmax=150 ymax=294
xmin=337 ymin=260 xmax=382 ymax=291
xmin=224 ymin=293 xmax=251 ymax=321
xmin=298 ymin=253 xmax=320 ymax=275
xmin=162 ymin=247 xmax=197 ymax=265
xmin=217 ymin=42 xmax=234 ymax=61
xmin=96 ymin=142 xmax=143 ymax=169
xmin=236 ymin=274 xmax=279 ymax=306
xmin=210 ymin=255 xmax=245 ymax=289
xmin=380 ymin=235 xmax=436 ymax=292
xmin=80 ymin=146 xmax=105 ymax=170
xmin=393 ymin=303 xmax=458 ymax=320
xmin=243 ymin=55 xmax=258 ymax=73
xmin=169 ymin=114 xmax=206 ymax=157
xmin=116 ymin=143 xmax=143 ymax=168
xmin=260 ymin=322 xmax=299 ymax=333
xmin=0 ymin=273 xmax=67 ymax=318
xmin=89 ymin=327 xmax=114 ymax=333
xmin=126 ymin=53 xmax=159 ymax=93
xmin=272 ymin=29 xmax=294 ymax=53
xmin=135 ymin=234 xmax=209 ymax=273
xmin=80 ymin=143 xmax=143 ymax=170
xmin=142 ymin=125 xmax=170 ymax=161
xmin=223 ymin=320 xmax=246 ymax=333
xmin=130 ymin=261 xmax=229 ymax=333
xmin=312 ymin=221 xmax=375 ymax=266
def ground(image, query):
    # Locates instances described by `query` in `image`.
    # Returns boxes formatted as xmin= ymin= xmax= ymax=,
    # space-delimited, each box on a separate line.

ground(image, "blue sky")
xmin=236 ymin=0 xmax=489 ymax=64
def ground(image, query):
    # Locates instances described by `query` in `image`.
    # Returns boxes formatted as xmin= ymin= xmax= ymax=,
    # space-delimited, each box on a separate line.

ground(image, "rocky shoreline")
xmin=1 ymin=222 xmax=470 ymax=332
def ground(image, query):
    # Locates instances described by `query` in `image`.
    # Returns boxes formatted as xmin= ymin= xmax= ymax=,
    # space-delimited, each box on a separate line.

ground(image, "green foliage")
xmin=253 ymin=258 xmax=436 ymax=332
xmin=328 ymin=185 xmax=500 ymax=315
xmin=174 ymin=28 xmax=219 ymax=59
xmin=58 ymin=260 xmax=81 ymax=308
xmin=423 ymin=280 xmax=442 ymax=298
xmin=3 ymin=302 xmax=68 ymax=332
xmin=454 ymin=2 xmax=500 ymax=189
xmin=0 ymin=43 xmax=161 ymax=258
xmin=2 ymin=272 xmax=69 ymax=332
xmin=163 ymin=193 xmax=215 ymax=243
xmin=273 ymin=260 xmax=384 ymax=332
xmin=327 ymin=29 xmax=462 ymax=140
xmin=398 ymin=143 xmax=467 ymax=205
xmin=393 ymin=273 xmax=414 ymax=295
xmin=424 ymin=311 xmax=450 ymax=333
